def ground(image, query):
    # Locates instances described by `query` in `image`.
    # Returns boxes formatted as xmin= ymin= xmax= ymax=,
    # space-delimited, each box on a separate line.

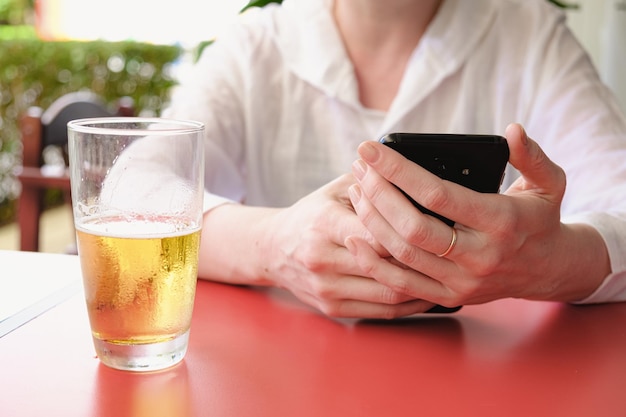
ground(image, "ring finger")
xmin=349 ymin=181 xmax=462 ymax=266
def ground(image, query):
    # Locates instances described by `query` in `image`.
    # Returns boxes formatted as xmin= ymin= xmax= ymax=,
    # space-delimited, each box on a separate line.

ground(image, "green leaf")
xmin=240 ymin=0 xmax=283 ymax=13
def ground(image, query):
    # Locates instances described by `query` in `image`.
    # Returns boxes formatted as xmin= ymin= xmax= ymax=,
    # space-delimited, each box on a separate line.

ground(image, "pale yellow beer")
xmin=76 ymin=215 xmax=200 ymax=350
xmin=68 ymin=117 xmax=204 ymax=371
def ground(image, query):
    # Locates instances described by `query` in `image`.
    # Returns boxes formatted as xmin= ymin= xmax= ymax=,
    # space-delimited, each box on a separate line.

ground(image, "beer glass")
xmin=68 ymin=118 xmax=204 ymax=372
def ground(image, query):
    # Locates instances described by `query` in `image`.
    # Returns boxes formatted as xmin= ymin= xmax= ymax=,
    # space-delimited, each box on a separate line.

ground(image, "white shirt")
xmin=163 ymin=0 xmax=626 ymax=303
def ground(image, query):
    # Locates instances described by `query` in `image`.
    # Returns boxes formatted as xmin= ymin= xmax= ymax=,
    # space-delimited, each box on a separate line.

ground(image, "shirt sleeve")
xmin=565 ymin=212 xmax=626 ymax=304
xmin=523 ymin=11 xmax=626 ymax=303
xmin=162 ymin=22 xmax=256 ymax=211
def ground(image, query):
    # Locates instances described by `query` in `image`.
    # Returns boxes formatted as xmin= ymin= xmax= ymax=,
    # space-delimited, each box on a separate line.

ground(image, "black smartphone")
xmin=379 ymin=133 xmax=509 ymax=226
xmin=379 ymin=133 xmax=510 ymax=313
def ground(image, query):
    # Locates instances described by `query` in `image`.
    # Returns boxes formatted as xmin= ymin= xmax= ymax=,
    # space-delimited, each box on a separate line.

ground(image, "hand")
xmin=200 ymin=173 xmax=436 ymax=318
xmin=345 ymin=124 xmax=609 ymax=310
xmin=262 ymin=174 xmax=435 ymax=318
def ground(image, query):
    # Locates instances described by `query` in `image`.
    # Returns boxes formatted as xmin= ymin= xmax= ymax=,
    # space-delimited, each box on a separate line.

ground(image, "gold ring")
xmin=437 ymin=227 xmax=457 ymax=258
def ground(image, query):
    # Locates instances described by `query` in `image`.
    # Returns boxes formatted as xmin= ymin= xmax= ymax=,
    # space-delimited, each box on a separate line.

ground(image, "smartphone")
xmin=379 ymin=133 xmax=510 ymax=313
xmin=379 ymin=133 xmax=509 ymax=226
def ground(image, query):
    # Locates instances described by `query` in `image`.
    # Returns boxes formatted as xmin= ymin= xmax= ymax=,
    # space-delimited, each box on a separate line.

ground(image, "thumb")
xmin=505 ymin=123 xmax=566 ymax=200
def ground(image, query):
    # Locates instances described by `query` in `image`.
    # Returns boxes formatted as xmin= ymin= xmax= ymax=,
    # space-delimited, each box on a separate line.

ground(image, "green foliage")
xmin=0 ymin=23 xmax=36 ymax=38
xmin=0 ymin=0 xmax=32 ymax=25
xmin=0 ymin=36 xmax=182 ymax=222
xmin=240 ymin=0 xmax=282 ymax=13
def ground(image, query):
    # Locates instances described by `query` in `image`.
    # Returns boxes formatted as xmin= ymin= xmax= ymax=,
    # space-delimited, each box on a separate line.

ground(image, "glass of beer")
xmin=68 ymin=118 xmax=204 ymax=372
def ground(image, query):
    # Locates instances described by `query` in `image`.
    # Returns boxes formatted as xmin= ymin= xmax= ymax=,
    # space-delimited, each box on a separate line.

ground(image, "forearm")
xmin=197 ymin=203 xmax=280 ymax=287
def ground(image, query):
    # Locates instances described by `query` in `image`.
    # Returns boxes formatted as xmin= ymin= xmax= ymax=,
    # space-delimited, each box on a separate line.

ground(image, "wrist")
xmin=542 ymin=223 xmax=611 ymax=302
xmin=198 ymin=203 xmax=280 ymax=286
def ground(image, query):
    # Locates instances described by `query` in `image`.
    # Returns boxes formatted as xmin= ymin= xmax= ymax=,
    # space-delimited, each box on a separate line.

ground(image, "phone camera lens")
xmin=434 ymin=157 xmax=446 ymax=172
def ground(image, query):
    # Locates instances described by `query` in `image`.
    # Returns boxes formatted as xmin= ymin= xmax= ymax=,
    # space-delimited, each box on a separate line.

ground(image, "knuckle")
xmin=378 ymin=286 xmax=406 ymax=305
xmin=417 ymin=183 xmax=449 ymax=214
xmin=444 ymin=293 xmax=467 ymax=308
xmin=446 ymin=260 xmax=503 ymax=304
xmin=318 ymin=302 xmax=340 ymax=317
xmin=366 ymin=179 xmax=388 ymax=205
xmin=470 ymin=251 xmax=502 ymax=278
xmin=442 ymin=280 xmax=478 ymax=306
xmin=295 ymin=239 xmax=328 ymax=273
xmin=385 ymin=276 xmax=414 ymax=298
xmin=400 ymin=216 xmax=434 ymax=247
xmin=378 ymin=157 xmax=406 ymax=182
xmin=377 ymin=306 xmax=404 ymax=320
xmin=554 ymin=166 xmax=567 ymax=197
xmin=319 ymin=301 xmax=352 ymax=319
xmin=389 ymin=241 xmax=420 ymax=267
xmin=357 ymin=258 xmax=377 ymax=277
xmin=306 ymin=275 xmax=342 ymax=305
xmin=552 ymin=163 xmax=566 ymax=183
xmin=355 ymin=202 xmax=379 ymax=228
xmin=495 ymin=209 xmax=518 ymax=235
xmin=311 ymin=280 xmax=336 ymax=300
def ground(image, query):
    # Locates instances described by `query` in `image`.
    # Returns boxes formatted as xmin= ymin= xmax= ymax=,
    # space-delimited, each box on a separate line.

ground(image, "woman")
xmin=163 ymin=0 xmax=626 ymax=318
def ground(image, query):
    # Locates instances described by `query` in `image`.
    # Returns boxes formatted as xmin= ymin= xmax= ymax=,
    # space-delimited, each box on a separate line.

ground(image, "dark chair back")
xmin=16 ymin=91 xmax=134 ymax=252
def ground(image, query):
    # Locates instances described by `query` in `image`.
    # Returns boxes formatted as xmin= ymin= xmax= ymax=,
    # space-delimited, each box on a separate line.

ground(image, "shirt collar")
xmin=274 ymin=0 xmax=497 ymax=115
xmin=384 ymin=0 xmax=497 ymax=130
xmin=275 ymin=0 xmax=357 ymax=103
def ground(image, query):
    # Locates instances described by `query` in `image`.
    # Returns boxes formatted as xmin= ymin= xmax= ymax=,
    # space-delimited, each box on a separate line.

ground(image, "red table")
xmin=1 ymin=251 xmax=626 ymax=416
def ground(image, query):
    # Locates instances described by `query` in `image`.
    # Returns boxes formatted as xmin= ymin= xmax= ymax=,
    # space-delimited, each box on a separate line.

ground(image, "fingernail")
xmin=352 ymin=159 xmax=367 ymax=180
xmin=348 ymin=184 xmax=362 ymax=205
xmin=521 ymin=127 xmax=529 ymax=146
xmin=359 ymin=142 xmax=380 ymax=163
xmin=508 ymin=123 xmax=528 ymax=146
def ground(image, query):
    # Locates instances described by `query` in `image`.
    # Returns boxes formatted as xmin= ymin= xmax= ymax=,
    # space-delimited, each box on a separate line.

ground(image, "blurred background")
xmin=0 ymin=0 xmax=247 ymax=233
xmin=565 ymin=0 xmax=626 ymax=114
xmin=0 ymin=0 xmax=624 ymax=252
xmin=33 ymin=0 xmax=247 ymax=46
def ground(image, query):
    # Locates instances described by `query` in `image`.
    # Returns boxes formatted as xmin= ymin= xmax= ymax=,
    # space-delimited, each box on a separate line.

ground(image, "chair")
xmin=15 ymin=91 xmax=134 ymax=252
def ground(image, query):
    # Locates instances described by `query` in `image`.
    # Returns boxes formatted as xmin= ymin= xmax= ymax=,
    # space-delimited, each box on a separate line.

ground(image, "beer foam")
xmin=76 ymin=215 xmax=200 ymax=238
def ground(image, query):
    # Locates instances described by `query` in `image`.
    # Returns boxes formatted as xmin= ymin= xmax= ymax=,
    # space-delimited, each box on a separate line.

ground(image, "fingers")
xmin=319 ymin=173 xmax=389 ymax=255
xmin=504 ymin=123 xmax=566 ymax=202
xmin=351 ymin=125 xmax=565 ymax=261
xmin=354 ymin=141 xmax=506 ymax=233
xmin=343 ymin=125 xmax=570 ymax=310
xmin=292 ymin=270 xmax=435 ymax=319
xmin=351 ymin=146 xmax=494 ymax=261
xmin=348 ymin=179 xmax=463 ymax=264
xmin=307 ymin=276 xmax=434 ymax=318
xmin=323 ymin=299 xmax=435 ymax=319
xmin=344 ymin=235 xmax=452 ymax=306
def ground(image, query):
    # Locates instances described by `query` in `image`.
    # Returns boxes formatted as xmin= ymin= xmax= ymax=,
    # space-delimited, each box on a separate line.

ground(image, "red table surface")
xmin=1 ymin=279 xmax=626 ymax=417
